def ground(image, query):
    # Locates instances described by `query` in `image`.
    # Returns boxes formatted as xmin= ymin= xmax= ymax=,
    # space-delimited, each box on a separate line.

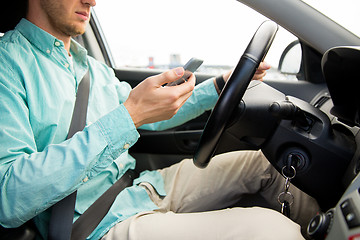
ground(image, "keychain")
xmin=278 ymin=164 xmax=296 ymax=217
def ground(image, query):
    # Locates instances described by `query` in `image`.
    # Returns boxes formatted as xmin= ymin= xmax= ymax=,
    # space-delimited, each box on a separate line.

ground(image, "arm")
xmin=0 ymin=62 xmax=139 ymax=227
xmin=139 ymin=62 xmax=271 ymax=131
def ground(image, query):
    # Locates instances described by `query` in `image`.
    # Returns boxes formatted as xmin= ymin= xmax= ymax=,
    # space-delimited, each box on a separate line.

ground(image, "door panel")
xmin=113 ymin=68 xmax=214 ymax=88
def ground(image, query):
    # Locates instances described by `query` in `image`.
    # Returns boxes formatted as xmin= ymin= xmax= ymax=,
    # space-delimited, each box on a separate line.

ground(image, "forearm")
xmin=0 ymin=105 xmax=139 ymax=227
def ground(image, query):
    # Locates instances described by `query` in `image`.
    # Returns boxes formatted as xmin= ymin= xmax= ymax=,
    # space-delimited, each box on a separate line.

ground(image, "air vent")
xmin=314 ymin=96 xmax=330 ymax=108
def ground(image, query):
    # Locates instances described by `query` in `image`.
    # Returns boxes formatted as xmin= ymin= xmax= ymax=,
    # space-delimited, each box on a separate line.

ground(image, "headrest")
xmin=0 ymin=1 xmax=28 ymax=33
xmin=322 ymin=46 xmax=360 ymax=126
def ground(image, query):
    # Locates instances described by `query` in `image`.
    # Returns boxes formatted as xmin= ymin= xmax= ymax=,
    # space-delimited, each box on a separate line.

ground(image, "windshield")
xmin=302 ymin=0 xmax=360 ymax=38
xmin=94 ymin=0 xmax=271 ymax=70
xmin=93 ymin=0 xmax=358 ymax=81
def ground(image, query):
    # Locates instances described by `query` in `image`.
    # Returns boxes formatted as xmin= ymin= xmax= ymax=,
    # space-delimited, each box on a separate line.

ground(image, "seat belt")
xmin=70 ymin=169 xmax=138 ymax=240
xmin=48 ymin=70 xmax=90 ymax=240
xmin=47 ymin=70 xmax=139 ymax=240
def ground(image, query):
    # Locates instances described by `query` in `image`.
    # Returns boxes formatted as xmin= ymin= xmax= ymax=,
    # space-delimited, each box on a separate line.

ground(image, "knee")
xmin=230 ymin=207 xmax=304 ymax=240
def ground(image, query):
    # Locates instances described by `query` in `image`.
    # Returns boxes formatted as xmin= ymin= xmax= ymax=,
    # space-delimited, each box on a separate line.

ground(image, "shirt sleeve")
xmin=140 ymin=78 xmax=219 ymax=131
xmin=0 ymin=62 xmax=139 ymax=228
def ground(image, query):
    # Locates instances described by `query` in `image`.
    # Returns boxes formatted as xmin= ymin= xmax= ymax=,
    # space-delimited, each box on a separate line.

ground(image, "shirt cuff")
xmin=94 ymin=105 xmax=140 ymax=161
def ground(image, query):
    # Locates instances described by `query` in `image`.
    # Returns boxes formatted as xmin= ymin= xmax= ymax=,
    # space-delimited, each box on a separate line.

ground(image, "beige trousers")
xmin=102 ymin=150 xmax=320 ymax=240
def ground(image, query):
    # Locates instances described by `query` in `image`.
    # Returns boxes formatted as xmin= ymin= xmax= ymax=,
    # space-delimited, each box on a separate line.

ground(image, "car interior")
xmin=1 ymin=0 xmax=360 ymax=239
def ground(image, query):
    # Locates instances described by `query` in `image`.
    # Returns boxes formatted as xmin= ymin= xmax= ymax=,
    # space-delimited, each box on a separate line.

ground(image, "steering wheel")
xmin=194 ymin=21 xmax=278 ymax=168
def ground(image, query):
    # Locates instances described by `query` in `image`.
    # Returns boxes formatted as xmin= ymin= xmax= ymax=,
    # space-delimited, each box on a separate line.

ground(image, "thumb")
xmin=153 ymin=67 xmax=185 ymax=86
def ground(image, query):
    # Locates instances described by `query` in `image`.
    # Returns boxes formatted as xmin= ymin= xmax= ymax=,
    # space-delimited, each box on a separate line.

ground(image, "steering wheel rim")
xmin=194 ymin=21 xmax=278 ymax=168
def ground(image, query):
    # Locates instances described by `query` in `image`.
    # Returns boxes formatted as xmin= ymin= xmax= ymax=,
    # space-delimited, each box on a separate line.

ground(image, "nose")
xmin=82 ymin=0 xmax=96 ymax=7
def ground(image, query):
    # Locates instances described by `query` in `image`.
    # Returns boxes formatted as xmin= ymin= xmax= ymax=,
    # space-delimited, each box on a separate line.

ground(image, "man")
xmin=0 ymin=0 xmax=319 ymax=239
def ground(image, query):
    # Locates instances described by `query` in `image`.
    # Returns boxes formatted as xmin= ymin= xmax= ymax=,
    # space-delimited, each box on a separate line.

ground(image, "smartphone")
xmin=166 ymin=58 xmax=204 ymax=86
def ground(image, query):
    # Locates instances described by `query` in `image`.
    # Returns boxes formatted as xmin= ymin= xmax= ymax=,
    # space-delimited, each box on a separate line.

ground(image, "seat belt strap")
xmin=48 ymin=70 xmax=90 ymax=240
xmin=70 ymin=169 xmax=138 ymax=240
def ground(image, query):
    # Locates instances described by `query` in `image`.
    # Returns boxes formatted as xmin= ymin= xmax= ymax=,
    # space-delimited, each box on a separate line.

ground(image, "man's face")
xmin=39 ymin=0 xmax=96 ymax=37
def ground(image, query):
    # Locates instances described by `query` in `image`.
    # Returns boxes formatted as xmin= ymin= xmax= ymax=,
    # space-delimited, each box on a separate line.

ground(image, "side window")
xmin=94 ymin=0 xmax=301 ymax=81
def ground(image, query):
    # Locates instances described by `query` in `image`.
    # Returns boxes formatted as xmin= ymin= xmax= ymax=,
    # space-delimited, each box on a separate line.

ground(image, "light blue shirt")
xmin=0 ymin=19 xmax=218 ymax=239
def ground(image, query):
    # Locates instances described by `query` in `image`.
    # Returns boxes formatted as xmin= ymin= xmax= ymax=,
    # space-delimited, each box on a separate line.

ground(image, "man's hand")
xmin=223 ymin=61 xmax=271 ymax=82
xmin=124 ymin=67 xmax=195 ymax=128
xmin=252 ymin=61 xmax=271 ymax=81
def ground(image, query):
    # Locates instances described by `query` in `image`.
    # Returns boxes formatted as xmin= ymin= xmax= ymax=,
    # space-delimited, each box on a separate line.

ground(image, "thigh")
xmin=157 ymin=150 xmax=320 ymax=231
xmin=102 ymin=207 xmax=305 ymax=240
xmin=157 ymin=150 xmax=274 ymax=213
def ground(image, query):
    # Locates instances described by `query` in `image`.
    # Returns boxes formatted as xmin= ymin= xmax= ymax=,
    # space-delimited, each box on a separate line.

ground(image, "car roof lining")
xmin=237 ymin=0 xmax=360 ymax=54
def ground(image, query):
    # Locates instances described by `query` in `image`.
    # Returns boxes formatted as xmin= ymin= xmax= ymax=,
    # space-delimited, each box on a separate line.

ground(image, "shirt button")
xmin=64 ymin=63 xmax=70 ymax=68
xmin=83 ymin=176 xmax=89 ymax=183
xmin=118 ymin=163 xmax=124 ymax=169
xmin=46 ymin=49 xmax=51 ymax=54
xmin=55 ymin=41 xmax=61 ymax=47
xmin=123 ymin=143 xmax=130 ymax=149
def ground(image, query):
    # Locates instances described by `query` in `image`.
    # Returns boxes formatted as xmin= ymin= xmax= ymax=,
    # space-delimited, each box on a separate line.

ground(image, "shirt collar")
xmin=16 ymin=18 xmax=88 ymax=66
xmin=16 ymin=18 xmax=60 ymax=55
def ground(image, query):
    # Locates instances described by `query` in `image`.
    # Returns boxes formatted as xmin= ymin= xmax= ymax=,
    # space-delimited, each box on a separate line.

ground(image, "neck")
xmin=26 ymin=4 xmax=72 ymax=53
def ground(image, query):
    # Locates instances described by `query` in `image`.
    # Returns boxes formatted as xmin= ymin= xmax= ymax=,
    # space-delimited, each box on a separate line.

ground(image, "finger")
xmin=253 ymin=71 xmax=267 ymax=81
xmin=258 ymin=61 xmax=271 ymax=71
xmin=177 ymin=90 xmax=193 ymax=110
xmin=171 ymin=72 xmax=196 ymax=94
xmin=151 ymin=67 xmax=185 ymax=86
xmin=174 ymin=82 xmax=195 ymax=112
xmin=255 ymin=69 xmax=265 ymax=74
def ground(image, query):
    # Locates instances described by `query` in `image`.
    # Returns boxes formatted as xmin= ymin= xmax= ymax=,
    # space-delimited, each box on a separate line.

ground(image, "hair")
xmin=0 ymin=0 xmax=29 ymax=33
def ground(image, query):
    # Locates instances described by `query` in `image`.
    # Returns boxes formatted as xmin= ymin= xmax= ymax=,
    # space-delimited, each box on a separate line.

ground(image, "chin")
xmin=66 ymin=24 xmax=87 ymax=37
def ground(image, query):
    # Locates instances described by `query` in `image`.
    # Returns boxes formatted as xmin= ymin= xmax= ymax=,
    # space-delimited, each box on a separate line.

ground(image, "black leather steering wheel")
xmin=194 ymin=21 xmax=278 ymax=168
